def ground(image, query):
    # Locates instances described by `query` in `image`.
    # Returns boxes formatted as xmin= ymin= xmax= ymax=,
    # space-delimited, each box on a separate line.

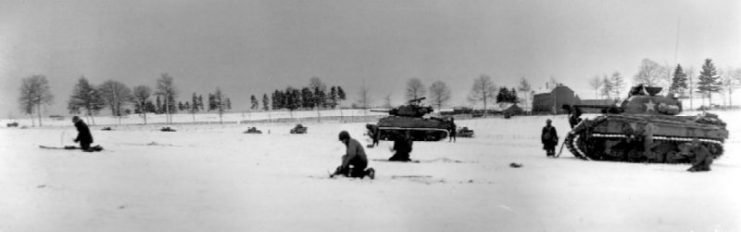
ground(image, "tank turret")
xmin=381 ymin=97 xmax=434 ymax=117
xmin=569 ymin=85 xmax=682 ymax=116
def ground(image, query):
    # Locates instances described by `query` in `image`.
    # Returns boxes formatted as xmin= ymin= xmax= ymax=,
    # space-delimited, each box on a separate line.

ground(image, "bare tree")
xmin=634 ymin=58 xmax=668 ymax=87
xmin=725 ymin=67 xmax=741 ymax=107
xmin=610 ymin=71 xmax=626 ymax=98
xmin=601 ymin=75 xmax=613 ymax=99
xmin=19 ymin=75 xmax=53 ymax=127
xmin=428 ymin=80 xmax=451 ymax=111
xmin=589 ymin=75 xmax=603 ymax=99
xmin=405 ymin=78 xmax=426 ymax=101
xmin=133 ymin=85 xmax=152 ymax=124
xmin=309 ymin=77 xmax=327 ymax=93
xmin=546 ymin=76 xmax=559 ymax=90
xmin=468 ymin=75 xmax=497 ymax=116
xmin=156 ymin=73 xmax=177 ymax=124
xmin=383 ymin=94 xmax=392 ymax=108
xmin=517 ymin=77 xmax=532 ymax=110
xmin=69 ymin=77 xmax=105 ymax=125
xmin=99 ymin=80 xmax=133 ymax=124
xmin=357 ymin=82 xmax=371 ymax=112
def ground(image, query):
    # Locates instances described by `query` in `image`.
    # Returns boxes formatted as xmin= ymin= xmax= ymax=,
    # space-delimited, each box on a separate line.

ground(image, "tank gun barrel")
xmin=408 ymin=97 xmax=426 ymax=104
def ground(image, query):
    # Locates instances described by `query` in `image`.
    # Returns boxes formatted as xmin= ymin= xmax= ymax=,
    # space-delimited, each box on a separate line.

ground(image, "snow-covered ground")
xmin=0 ymin=110 xmax=739 ymax=232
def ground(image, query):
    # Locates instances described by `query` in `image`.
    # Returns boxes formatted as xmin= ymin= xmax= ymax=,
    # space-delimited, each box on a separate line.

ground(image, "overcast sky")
xmin=1 ymin=0 xmax=739 ymax=117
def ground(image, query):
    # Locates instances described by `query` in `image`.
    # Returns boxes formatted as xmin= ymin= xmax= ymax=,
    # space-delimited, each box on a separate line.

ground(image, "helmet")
xmin=546 ymin=119 xmax=552 ymax=123
xmin=338 ymin=131 xmax=350 ymax=141
xmin=72 ymin=116 xmax=81 ymax=123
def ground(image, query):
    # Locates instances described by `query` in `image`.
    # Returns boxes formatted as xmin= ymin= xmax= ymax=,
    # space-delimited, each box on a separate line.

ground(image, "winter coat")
xmin=541 ymin=125 xmax=558 ymax=148
xmin=341 ymin=138 xmax=367 ymax=168
xmin=74 ymin=120 xmax=93 ymax=144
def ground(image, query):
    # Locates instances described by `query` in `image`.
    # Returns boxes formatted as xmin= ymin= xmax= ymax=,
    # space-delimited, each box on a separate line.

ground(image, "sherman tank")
xmin=564 ymin=85 xmax=728 ymax=163
xmin=366 ymin=97 xmax=454 ymax=141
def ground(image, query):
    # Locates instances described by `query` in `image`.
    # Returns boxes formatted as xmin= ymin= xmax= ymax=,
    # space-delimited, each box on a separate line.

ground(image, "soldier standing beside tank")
xmin=541 ymin=119 xmax=558 ymax=157
xmin=448 ymin=118 xmax=457 ymax=142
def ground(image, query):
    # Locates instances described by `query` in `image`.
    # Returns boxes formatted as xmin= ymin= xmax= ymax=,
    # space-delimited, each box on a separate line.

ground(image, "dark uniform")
xmin=541 ymin=120 xmax=558 ymax=157
xmin=687 ymin=142 xmax=713 ymax=172
xmin=448 ymin=119 xmax=457 ymax=142
xmin=389 ymin=134 xmax=413 ymax=162
xmin=334 ymin=131 xmax=375 ymax=179
xmin=73 ymin=117 xmax=94 ymax=151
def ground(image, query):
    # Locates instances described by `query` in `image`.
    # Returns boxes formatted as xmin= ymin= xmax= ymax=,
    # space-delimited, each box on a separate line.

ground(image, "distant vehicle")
xmin=366 ymin=97 xmax=454 ymax=141
xmin=244 ymin=127 xmax=262 ymax=134
xmin=564 ymin=85 xmax=728 ymax=163
xmin=290 ymin=124 xmax=307 ymax=134
xmin=457 ymin=127 xmax=474 ymax=138
xmin=160 ymin=127 xmax=176 ymax=132
xmin=6 ymin=122 xmax=18 ymax=127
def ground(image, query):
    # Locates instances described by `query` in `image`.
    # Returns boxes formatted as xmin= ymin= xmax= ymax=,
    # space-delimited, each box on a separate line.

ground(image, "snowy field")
xmin=0 ymin=110 xmax=739 ymax=232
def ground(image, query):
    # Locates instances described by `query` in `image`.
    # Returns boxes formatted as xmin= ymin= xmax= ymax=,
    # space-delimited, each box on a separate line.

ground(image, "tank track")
xmin=565 ymin=130 xmax=724 ymax=162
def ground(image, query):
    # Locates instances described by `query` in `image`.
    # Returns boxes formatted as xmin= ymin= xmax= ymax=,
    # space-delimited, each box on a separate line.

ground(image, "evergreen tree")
xmin=697 ymin=58 xmax=722 ymax=106
xmin=301 ymin=87 xmax=314 ymax=109
xmin=250 ymin=95 xmax=259 ymax=110
xmin=178 ymin=101 xmax=184 ymax=111
xmin=208 ymin=93 xmax=216 ymax=111
xmin=669 ymin=64 xmax=688 ymax=97
xmin=145 ymin=101 xmax=156 ymax=113
xmin=198 ymin=95 xmax=204 ymax=111
xmin=329 ymin=86 xmax=338 ymax=109
xmin=314 ymin=87 xmax=326 ymax=108
xmin=191 ymin=93 xmax=199 ymax=112
xmin=262 ymin=93 xmax=270 ymax=111
xmin=272 ymin=90 xmax=281 ymax=110
xmin=226 ymin=98 xmax=231 ymax=110
xmin=167 ymin=94 xmax=177 ymax=114
xmin=337 ymin=86 xmax=346 ymax=106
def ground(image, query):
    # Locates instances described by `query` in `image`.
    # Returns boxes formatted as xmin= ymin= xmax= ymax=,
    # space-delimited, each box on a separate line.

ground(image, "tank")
xmin=457 ymin=127 xmax=475 ymax=138
xmin=244 ymin=127 xmax=262 ymax=134
xmin=366 ymin=97 xmax=454 ymax=141
xmin=564 ymin=85 xmax=729 ymax=163
xmin=290 ymin=124 xmax=307 ymax=134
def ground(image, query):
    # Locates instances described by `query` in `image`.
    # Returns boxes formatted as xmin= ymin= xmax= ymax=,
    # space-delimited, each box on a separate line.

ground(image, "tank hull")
xmin=565 ymin=113 xmax=728 ymax=163
xmin=368 ymin=116 xmax=453 ymax=141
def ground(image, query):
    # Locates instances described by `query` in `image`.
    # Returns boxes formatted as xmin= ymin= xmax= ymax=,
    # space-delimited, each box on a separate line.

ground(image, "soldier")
xmin=448 ymin=118 xmax=457 ymax=142
xmin=541 ymin=119 xmax=558 ymax=157
xmin=332 ymin=131 xmax=375 ymax=179
xmin=72 ymin=116 xmax=94 ymax=152
xmin=389 ymin=131 xmax=413 ymax=161
xmin=686 ymin=139 xmax=713 ymax=172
